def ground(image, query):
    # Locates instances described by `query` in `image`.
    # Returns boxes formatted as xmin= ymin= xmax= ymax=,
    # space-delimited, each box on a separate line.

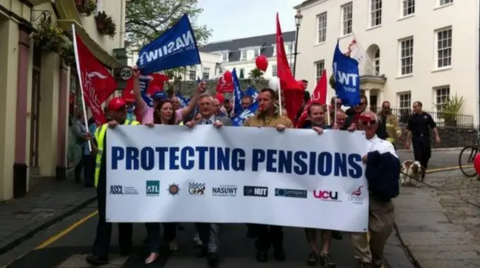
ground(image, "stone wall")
xmin=173 ymin=79 xmax=268 ymax=97
xmin=394 ymin=125 xmax=478 ymax=149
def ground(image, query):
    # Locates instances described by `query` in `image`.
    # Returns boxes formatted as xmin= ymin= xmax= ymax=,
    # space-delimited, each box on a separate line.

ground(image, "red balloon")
xmin=474 ymin=153 xmax=480 ymax=175
xmin=215 ymin=93 xmax=225 ymax=103
xmin=223 ymin=71 xmax=233 ymax=83
xmin=255 ymin=55 xmax=268 ymax=71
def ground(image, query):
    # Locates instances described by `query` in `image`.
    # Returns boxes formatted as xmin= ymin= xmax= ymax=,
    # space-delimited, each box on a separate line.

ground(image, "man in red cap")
xmin=85 ymin=97 xmax=141 ymax=266
xmin=132 ymin=67 xmax=206 ymax=124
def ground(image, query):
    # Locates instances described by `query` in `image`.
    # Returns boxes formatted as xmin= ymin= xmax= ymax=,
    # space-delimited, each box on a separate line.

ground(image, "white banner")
xmin=106 ymin=125 xmax=369 ymax=232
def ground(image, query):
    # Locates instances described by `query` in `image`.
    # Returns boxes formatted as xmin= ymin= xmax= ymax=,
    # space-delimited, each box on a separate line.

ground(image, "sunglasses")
xmin=360 ymin=120 xmax=377 ymax=126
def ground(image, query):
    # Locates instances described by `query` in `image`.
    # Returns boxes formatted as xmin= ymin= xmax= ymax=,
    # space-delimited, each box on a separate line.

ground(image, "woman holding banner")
xmin=143 ymin=99 xmax=180 ymax=264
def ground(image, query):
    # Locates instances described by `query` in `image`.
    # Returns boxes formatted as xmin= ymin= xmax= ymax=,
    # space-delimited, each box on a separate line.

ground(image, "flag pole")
xmin=72 ymin=24 xmax=92 ymax=152
xmin=277 ymin=77 xmax=283 ymax=114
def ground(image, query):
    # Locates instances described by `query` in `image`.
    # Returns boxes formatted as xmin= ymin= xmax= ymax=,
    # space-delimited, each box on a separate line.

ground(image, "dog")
xmin=400 ymin=160 xmax=423 ymax=187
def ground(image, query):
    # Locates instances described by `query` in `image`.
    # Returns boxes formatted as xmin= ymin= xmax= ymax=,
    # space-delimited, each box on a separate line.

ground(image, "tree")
xmin=249 ymin=68 xmax=264 ymax=79
xmin=329 ymin=74 xmax=336 ymax=90
xmin=125 ymin=0 xmax=212 ymax=47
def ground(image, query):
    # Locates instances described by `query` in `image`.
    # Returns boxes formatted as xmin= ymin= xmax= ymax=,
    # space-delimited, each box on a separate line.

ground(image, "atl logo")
xmin=110 ymin=185 xmax=123 ymax=195
xmin=313 ymin=190 xmax=339 ymax=201
xmin=146 ymin=181 xmax=160 ymax=196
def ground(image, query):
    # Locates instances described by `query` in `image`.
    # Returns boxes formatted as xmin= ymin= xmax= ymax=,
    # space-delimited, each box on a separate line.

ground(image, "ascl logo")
xmin=110 ymin=185 xmax=123 ymax=195
xmin=349 ymin=186 xmax=364 ymax=204
xmin=313 ymin=190 xmax=340 ymax=202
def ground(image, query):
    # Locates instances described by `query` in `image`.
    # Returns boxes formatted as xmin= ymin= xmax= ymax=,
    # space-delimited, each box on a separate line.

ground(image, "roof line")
xmin=208 ymin=31 xmax=296 ymax=44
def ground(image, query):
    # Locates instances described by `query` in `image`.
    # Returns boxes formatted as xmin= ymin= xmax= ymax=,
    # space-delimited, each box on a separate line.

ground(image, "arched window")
xmin=374 ymin=49 xmax=380 ymax=74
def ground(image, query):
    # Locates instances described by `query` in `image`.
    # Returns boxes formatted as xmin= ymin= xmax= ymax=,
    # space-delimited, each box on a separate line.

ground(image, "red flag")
xmin=74 ymin=31 xmax=117 ymax=126
xmin=276 ymin=13 xmax=303 ymax=123
xmin=296 ymin=70 xmax=328 ymax=128
xmin=216 ymin=77 xmax=233 ymax=93
xmin=122 ymin=73 xmax=169 ymax=102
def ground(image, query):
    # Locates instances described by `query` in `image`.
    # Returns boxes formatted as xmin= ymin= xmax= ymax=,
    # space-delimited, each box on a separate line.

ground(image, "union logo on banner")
xmin=216 ymin=77 xmax=233 ymax=93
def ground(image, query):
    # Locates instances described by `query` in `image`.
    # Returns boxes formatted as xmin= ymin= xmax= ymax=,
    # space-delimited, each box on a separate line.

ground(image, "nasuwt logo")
xmin=146 ymin=181 xmax=160 ymax=196
xmin=212 ymin=185 xmax=237 ymax=197
xmin=139 ymin=31 xmax=195 ymax=65
xmin=244 ymin=186 xmax=268 ymax=197
xmin=349 ymin=186 xmax=364 ymax=204
xmin=313 ymin=190 xmax=341 ymax=202
xmin=189 ymin=183 xmax=206 ymax=195
xmin=275 ymin=188 xmax=307 ymax=199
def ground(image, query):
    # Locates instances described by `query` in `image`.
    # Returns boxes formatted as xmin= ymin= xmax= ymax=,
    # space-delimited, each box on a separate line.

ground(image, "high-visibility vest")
xmin=94 ymin=119 xmax=140 ymax=188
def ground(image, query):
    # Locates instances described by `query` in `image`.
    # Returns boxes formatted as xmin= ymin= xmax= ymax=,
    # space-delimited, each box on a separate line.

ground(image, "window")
xmin=285 ymin=42 xmax=294 ymax=55
xmin=189 ymin=69 xmax=196 ymax=80
xmin=202 ymin=67 xmax=210 ymax=79
xmin=315 ymin=60 xmax=325 ymax=81
xmin=240 ymin=50 xmax=247 ymax=61
xmin=440 ymin=0 xmax=453 ymax=6
xmin=222 ymin=52 xmax=229 ymax=62
xmin=374 ymin=49 xmax=380 ymax=74
xmin=398 ymin=93 xmax=411 ymax=109
xmin=317 ymin=12 xmax=327 ymax=43
xmin=402 ymin=0 xmax=415 ymax=17
xmin=370 ymin=0 xmax=382 ymax=27
xmin=399 ymin=37 xmax=414 ymax=75
xmin=272 ymin=45 xmax=276 ymax=57
xmin=272 ymin=65 xmax=278 ymax=76
xmin=436 ymin=28 xmax=452 ymax=68
xmin=341 ymin=2 xmax=353 ymax=36
xmin=435 ymin=86 xmax=450 ymax=107
xmin=253 ymin=48 xmax=261 ymax=57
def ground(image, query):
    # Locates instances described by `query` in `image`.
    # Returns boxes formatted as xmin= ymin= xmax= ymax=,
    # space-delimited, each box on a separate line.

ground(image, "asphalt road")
xmin=397 ymin=149 xmax=461 ymax=171
xmin=0 ymin=203 xmax=414 ymax=268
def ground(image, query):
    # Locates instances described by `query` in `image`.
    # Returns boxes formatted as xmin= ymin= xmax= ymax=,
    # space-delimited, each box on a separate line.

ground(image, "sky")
xmin=196 ymin=0 xmax=303 ymax=42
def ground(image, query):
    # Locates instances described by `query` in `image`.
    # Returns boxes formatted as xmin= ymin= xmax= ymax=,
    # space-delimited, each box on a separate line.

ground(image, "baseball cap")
xmin=153 ymin=91 xmax=167 ymax=100
xmin=107 ymin=97 xmax=126 ymax=111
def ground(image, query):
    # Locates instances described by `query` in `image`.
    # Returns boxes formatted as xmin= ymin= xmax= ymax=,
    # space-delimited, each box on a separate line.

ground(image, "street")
xmin=0 ymin=149 xmax=459 ymax=268
xmin=0 ymin=203 xmax=413 ymax=268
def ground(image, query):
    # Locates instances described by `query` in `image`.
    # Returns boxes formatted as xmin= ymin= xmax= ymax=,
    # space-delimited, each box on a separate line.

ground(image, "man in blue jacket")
xmin=351 ymin=111 xmax=399 ymax=268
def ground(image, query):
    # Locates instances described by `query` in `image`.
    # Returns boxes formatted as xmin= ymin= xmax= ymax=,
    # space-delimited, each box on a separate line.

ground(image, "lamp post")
xmin=292 ymin=9 xmax=303 ymax=77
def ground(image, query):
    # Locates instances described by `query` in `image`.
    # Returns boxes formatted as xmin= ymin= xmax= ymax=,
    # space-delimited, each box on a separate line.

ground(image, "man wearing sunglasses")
xmin=351 ymin=111 xmax=399 ymax=268
xmin=343 ymin=96 xmax=388 ymax=139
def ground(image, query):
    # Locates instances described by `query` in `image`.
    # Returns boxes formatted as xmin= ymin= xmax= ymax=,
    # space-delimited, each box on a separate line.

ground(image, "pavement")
xmin=0 ymin=149 xmax=463 ymax=268
xmin=394 ymin=169 xmax=480 ymax=268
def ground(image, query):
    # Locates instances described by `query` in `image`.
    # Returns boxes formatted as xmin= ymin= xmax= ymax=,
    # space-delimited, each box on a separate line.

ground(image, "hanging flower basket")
xmin=31 ymin=21 xmax=64 ymax=54
xmin=95 ymin=11 xmax=116 ymax=38
xmin=75 ymin=0 xmax=97 ymax=16
xmin=59 ymin=36 xmax=75 ymax=67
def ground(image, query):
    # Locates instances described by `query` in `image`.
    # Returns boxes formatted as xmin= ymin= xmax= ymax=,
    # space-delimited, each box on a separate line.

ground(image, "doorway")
xmin=30 ymin=48 xmax=41 ymax=167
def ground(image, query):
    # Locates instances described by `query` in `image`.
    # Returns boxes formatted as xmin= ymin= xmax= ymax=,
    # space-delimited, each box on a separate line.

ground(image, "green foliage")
xmin=329 ymin=74 xmax=335 ymax=90
xmin=75 ymin=0 xmax=97 ymax=16
xmin=249 ymin=68 xmax=264 ymax=79
xmin=125 ymin=0 xmax=211 ymax=47
xmin=59 ymin=36 xmax=75 ymax=66
xmin=434 ymin=93 xmax=464 ymax=126
xmin=239 ymin=69 xmax=245 ymax=79
xmin=95 ymin=11 xmax=117 ymax=38
xmin=32 ymin=21 xmax=64 ymax=53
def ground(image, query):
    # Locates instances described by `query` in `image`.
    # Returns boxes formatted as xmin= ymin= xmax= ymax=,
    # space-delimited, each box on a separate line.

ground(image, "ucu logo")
xmin=313 ymin=190 xmax=340 ymax=202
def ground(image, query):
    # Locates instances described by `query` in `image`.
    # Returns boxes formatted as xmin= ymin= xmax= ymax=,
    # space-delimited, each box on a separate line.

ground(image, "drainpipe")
xmin=120 ymin=0 xmax=125 ymax=48
xmin=477 ymin=0 xmax=480 ymax=127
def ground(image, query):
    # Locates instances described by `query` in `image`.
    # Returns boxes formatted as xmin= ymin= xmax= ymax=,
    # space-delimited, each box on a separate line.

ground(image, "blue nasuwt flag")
xmin=244 ymin=86 xmax=259 ymax=101
xmin=232 ymin=68 xmax=243 ymax=115
xmin=232 ymin=101 xmax=259 ymax=126
xmin=136 ymin=14 xmax=201 ymax=74
xmin=332 ymin=41 xmax=360 ymax=106
xmin=177 ymin=93 xmax=190 ymax=108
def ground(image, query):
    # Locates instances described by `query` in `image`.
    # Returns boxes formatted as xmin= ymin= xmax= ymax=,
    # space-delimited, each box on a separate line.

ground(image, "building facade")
xmin=199 ymin=32 xmax=297 ymax=81
xmin=0 ymin=0 xmax=126 ymax=201
xmin=294 ymin=0 xmax=478 ymax=124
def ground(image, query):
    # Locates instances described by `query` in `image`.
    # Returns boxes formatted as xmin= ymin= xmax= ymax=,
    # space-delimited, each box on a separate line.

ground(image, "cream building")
xmin=294 ymin=0 xmax=477 ymax=124
xmin=200 ymin=32 xmax=297 ymax=80
xmin=0 ymin=0 xmax=126 ymax=201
